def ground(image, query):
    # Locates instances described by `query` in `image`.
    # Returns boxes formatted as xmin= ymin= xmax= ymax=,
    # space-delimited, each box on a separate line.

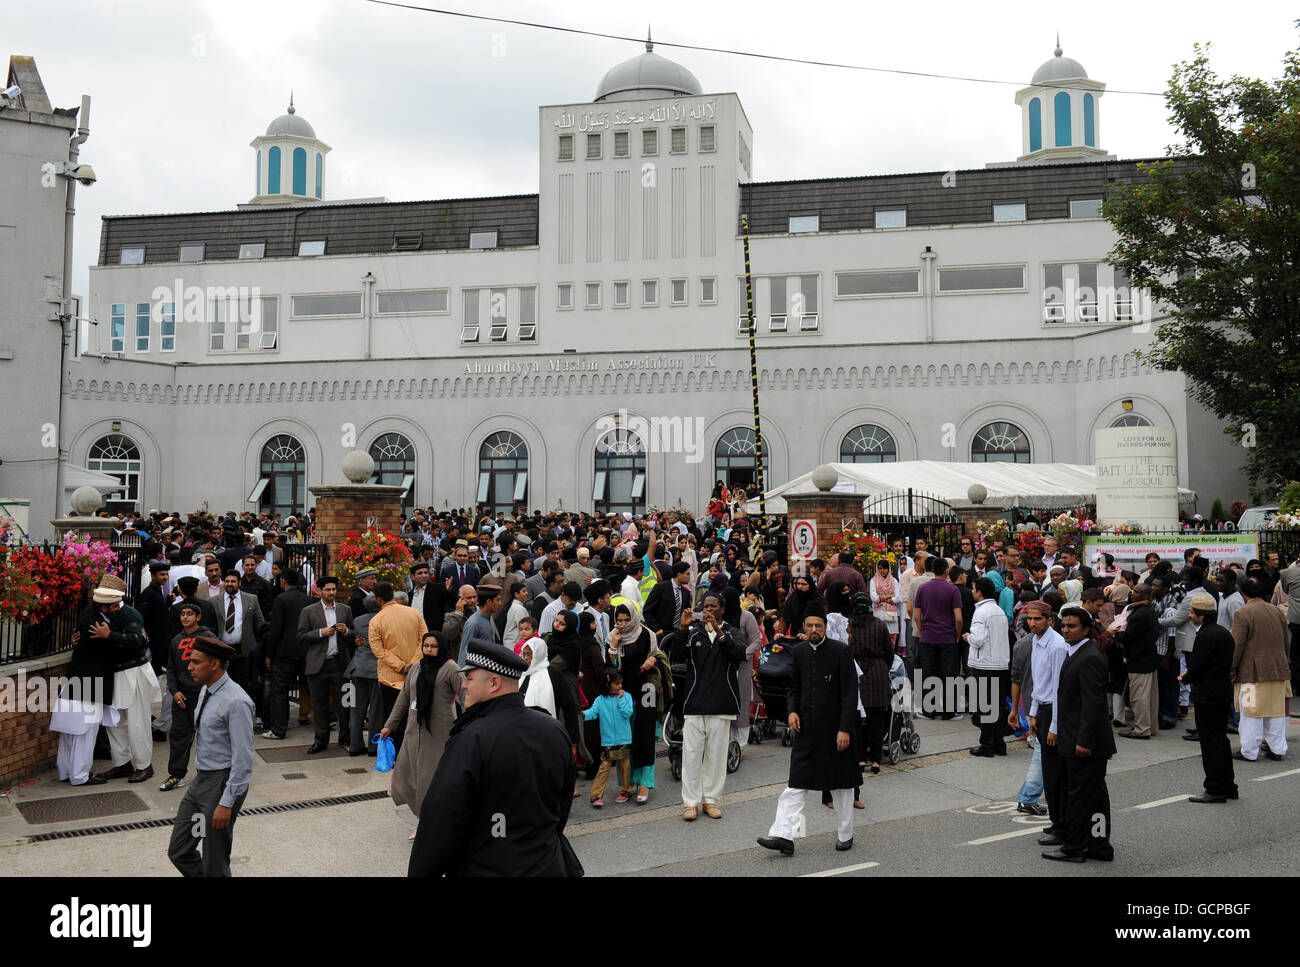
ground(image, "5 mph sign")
xmin=791 ymin=519 xmax=817 ymax=560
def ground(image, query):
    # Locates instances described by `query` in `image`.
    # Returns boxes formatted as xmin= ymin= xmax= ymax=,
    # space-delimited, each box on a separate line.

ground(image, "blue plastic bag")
xmin=375 ymin=735 xmax=396 ymax=773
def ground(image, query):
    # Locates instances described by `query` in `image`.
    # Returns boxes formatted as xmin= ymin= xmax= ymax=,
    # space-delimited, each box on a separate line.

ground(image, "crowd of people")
xmin=49 ymin=493 xmax=1300 ymax=873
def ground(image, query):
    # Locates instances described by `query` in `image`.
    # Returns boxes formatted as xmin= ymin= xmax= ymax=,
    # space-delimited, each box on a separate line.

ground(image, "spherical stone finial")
xmin=71 ymin=486 xmax=104 ymax=515
xmin=811 ymin=465 xmax=839 ymax=493
xmin=967 ymin=484 xmax=988 ymax=506
xmin=342 ymin=450 xmax=375 ymax=484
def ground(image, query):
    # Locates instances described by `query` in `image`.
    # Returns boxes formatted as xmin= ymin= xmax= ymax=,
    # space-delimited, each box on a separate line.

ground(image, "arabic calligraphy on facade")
xmin=553 ymin=98 xmax=717 ymax=131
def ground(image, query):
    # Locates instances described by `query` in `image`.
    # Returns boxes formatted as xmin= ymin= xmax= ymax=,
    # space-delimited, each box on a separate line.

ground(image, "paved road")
xmin=2 ymin=712 xmax=1297 ymax=877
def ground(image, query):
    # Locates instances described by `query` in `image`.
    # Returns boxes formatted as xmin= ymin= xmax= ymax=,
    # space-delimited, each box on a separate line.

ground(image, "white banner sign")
xmin=1094 ymin=424 xmax=1180 ymax=530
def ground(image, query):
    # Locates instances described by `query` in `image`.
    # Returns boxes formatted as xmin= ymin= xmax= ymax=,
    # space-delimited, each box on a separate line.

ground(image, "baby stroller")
xmin=884 ymin=654 xmax=920 ymax=764
xmin=753 ymin=638 xmax=796 ymax=747
xmin=662 ymin=661 xmax=743 ymax=781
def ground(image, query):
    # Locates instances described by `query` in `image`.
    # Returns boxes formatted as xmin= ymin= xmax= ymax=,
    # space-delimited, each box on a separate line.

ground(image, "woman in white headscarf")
xmin=521 ymin=637 xmax=557 ymax=717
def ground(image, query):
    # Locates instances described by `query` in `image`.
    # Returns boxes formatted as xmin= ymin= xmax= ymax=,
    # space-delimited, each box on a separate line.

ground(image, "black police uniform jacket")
xmin=787 ymin=636 xmax=861 ymax=790
xmin=408 ymin=691 xmax=580 ymax=877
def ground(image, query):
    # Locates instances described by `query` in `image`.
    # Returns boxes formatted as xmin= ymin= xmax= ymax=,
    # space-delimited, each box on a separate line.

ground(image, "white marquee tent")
xmin=744 ymin=462 xmax=1197 ymax=516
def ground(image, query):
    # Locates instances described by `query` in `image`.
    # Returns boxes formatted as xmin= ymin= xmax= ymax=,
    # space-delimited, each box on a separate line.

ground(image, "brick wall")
xmin=0 ymin=660 xmax=70 ymax=786
xmin=785 ymin=493 xmax=865 ymax=563
xmin=308 ymin=485 xmax=405 ymax=590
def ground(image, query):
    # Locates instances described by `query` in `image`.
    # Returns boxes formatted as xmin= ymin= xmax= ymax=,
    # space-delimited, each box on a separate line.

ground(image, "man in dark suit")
xmin=1043 ymin=607 xmax=1116 ymax=863
xmin=1182 ymin=594 xmax=1238 ymax=802
xmin=348 ymin=569 xmax=379 ymax=616
xmin=1060 ymin=547 xmax=1098 ymax=590
xmin=215 ymin=570 xmax=268 ymax=715
xmin=439 ymin=542 xmax=481 ymax=594
xmin=138 ymin=563 xmax=174 ymax=674
xmin=297 ymin=575 xmax=355 ymax=754
xmin=263 ymin=569 xmax=310 ymax=739
xmin=408 ymin=560 xmax=448 ymax=641
xmin=643 ymin=562 xmax=692 ymax=640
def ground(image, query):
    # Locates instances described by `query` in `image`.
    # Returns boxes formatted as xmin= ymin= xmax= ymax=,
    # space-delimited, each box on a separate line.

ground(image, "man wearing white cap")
xmin=90 ymin=575 xmax=162 ymax=783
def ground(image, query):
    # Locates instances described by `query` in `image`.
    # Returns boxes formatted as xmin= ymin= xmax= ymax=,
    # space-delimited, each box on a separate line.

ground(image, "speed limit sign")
xmin=791 ymin=519 xmax=817 ymax=559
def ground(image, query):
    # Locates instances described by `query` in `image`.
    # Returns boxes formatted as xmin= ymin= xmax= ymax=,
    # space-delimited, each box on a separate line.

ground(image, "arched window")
xmin=1083 ymin=93 xmax=1095 ymax=147
xmin=87 ymin=434 xmax=141 ymax=506
xmin=268 ymin=146 xmax=281 ymax=194
xmin=478 ymin=431 xmax=528 ymax=515
xmin=315 ymin=153 xmax=323 ymax=199
xmin=369 ymin=432 xmax=416 ymax=514
xmin=714 ymin=426 xmax=767 ymax=492
xmin=1110 ymin=414 xmax=1152 ymax=428
xmin=256 ymin=149 xmax=261 ymax=195
xmin=259 ymin=434 xmax=306 ymax=518
xmin=594 ymin=428 xmax=646 ymax=517
xmin=840 ymin=424 xmax=898 ymax=463
xmin=292 ymin=147 xmax=307 ymax=196
xmin=971 ymin=422 xmax=1031 ymax=463
xmin=1028 ymin=97 xmax=1042 ymax=152
xmin=1054 ymin=91 xmax=1072 ymax=147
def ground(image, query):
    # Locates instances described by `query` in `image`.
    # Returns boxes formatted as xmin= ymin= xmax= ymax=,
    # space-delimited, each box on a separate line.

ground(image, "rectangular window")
xmin=160 ymin=302 xmax=176 ymax=351
xmin=642 ymin=129 xmax=657 ymax=156
xmin=788 ymin=214 xmax=819 ymax=233
xmin=671 ymin=279 xmax=687 ymax=305
xmin=1078 ymin=262 xmax=1099 ymax=321
xmin=259 ymin=296 xmax=279 ymax=349
xmin=298 ymin=239 xmax=326 ymax=256
xmin=238 ymin=242 xmax=266 ymax=259
xmin=592 ymin=471 xmax=607 ymax=502
xmin=519 ymin=286 xmax=537 ymax=324
xmin=110 ymin=304 xmax=125 ymax=353
xmin=179 ymin=242 xmax=205 ymax=262
xmin=798 ymin=275 xmax=819 ymax=329
xmin=1069 ymin=197 xmax=1102 ymax=219
xmin=769 ymin=276 xmax=788 ymax=330
xmin=670 ymin=127 xmax=686 ymax=153
xmin=1043 ymin=263 xmax=1065 ymax=322
xmin=135 ymin=302 xmax=150 ymax=352
xmin=938 ymin=265 xmax=1025 ymax=291
xmin=586 ymin=133 xmax=602 ymax=160
xmin=699 ymin=125 xmax=716 ymax=152
xmin=874 ymin=209 xmax=906 ymax=228
xmin=119 ymin=246 xmax=145 ymax=265
xmin=209 ymin=300 xmax=226 ymax=351
xmin=376 ymin=289 xmax=449 ymax=314
xmin=392 ymin=231 xmax=423 ymax=251
xmin=613 ymin=281 xmax=629 ymax=307
xmin=291 ymin=293 xmax=362 ymax=317
xmin=517 ymin=323 xmax=536 ymax=341
xmin=613 ymin=131 xmax=628 ymax=157
xmin=585 ymin=282 xmax=601 ymax=308
xmin=836 ymin=270 xmax=920 ymax=296
xmin=469 ymin=230 xmax=498 ymax=249
xmin=993 ymin=203 xmax=1026 ymax=223
xmin=558 ymin=134 xmax=573 ymax=161
xmin=489 ymin=288 xmax=507 ymax=324
xmin=477 ymin=472 xmax=490 ymax=503
xmin=700 ymin=277 xmax=717 ymax=304
xmin=489 ymin=323 xmax=508 ymax=341
xmin=642 ymin=279 xmax=658 ymax=306
xmin=557 ymin=283 xmax=573 ymax=309
xmin=462 ymin=288 xmax=480 ymax=341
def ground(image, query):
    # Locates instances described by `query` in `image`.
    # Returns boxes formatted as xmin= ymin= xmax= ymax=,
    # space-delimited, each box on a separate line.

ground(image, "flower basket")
xmin=1111 ymin=522 xmax=1145 ymax=535
xmin=1267 ymin=513 xmax=1300 ymax=530
xmin=827 ymin=531 xmax=894 ymax=577
xmin=975 ymin=518 xmax=1012 ymax=550
xmin=335 ymin=528 xmax=414 ymax=593
xmin=1015 ymin=528 xmax=1045 ymax=560
xmin=0 ymin=546 xmax=82 ymax=625
xmin=59 ymin=531 xmax=120 ymax=589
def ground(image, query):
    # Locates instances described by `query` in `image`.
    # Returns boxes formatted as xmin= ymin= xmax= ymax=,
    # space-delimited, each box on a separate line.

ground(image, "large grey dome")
xmin=595 ymin=38 xmax=702 ymax=102
xmin=1032 ymin=43 xmax=1087 ymax=85
xmin=266 ymin=98 xmax=316 ymax=138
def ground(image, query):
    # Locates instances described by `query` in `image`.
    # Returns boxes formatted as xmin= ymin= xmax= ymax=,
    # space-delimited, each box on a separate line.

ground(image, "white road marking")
xmin=966 ymin=828 xmax=1044 ymax=845
xmin=1132 ymin=795 xmax=1192 ymax=809
xmin=802 ymin=861 xmax=880 ymax=877
xmin=1253 ymin=767 xmax=1300 ymax=782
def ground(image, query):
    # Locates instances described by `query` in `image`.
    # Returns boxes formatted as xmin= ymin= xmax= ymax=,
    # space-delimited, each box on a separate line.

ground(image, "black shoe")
xmin=994 ymin=744 xmax=1007 ymax=756
xmin=152 ymin=729 xmax=168 ymax=743
xmin=127 ymin=765 xmax=154 ymax=783
xmin=1017 ymin=801 xmax=1048 ymax=816
xmin=756 ymin=836 xmax=794 ymax=856
xmin=1265 ymin=750 xmax=1286 ymax=761
xmin=348 ymin=748 xmax=366 ymax=756
xmin=1225 ymin=788 xmax=1239 ymax=800
xmin=1183 ymin=731 xmax=1200 ymax=741
xmin=1041 ymin=848 xmax=1085 ymax=863
xmin=835 ymin=837 xmax=853 ymax=852
xmin=80 ymin=774 xmax=108 ymax=785
xmin=94 ymin=763 xmax=133 ymax=781
xmin=1188 ymin=793 xmax=1227 ymax=804
xmin=1037 ymin=833 xmax=1064 ymax=846
xmin=969 ymin=746 xmax=994 ymax=758
xmin=1087 ymin=848 xmax=1115 ymax=862
xmin=367 ymin=747 xmax=377 ymax=757
xmin=159 ymin=775 xmax=185 ymax=792
xmin=1226 ymin=725 xmax=1239 ymax=735
xmin=307 ymin=741 xmax=328 ymax=754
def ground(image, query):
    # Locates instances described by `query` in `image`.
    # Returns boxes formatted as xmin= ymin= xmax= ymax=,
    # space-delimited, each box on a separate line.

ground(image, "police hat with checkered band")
xmin=457 ymin=638 xmax=528 ymax=679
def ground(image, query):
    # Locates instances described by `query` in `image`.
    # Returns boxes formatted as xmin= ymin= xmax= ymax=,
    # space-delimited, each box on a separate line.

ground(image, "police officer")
xmin=167 ymin=636 xmax=255 ymax=877
xmin=408 ymin=639 xmax=582 ymax=877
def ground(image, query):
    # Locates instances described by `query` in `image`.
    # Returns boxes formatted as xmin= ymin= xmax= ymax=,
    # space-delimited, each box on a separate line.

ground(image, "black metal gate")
xmin=861 ymin=489 xmax=962 ymax=560
xmin=1259 ymin=529 xmax=1300 ymax=567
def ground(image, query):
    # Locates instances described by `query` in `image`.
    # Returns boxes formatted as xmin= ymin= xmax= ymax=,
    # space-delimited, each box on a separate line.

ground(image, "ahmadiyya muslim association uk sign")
xmin=1094 ymin=425 xmax=1180 ymax=530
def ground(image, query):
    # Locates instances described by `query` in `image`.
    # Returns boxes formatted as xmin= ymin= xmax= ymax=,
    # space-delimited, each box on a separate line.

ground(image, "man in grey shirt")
xmin=461 ymin=585 xmax=502 ymax=663
xmin=1009 ymin=629 xmax=1044 ymax=815
xmin=167 ymin=636 xmax=255 ymax=877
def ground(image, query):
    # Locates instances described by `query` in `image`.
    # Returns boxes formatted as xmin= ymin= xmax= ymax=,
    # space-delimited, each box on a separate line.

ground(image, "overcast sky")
xmin=8 ymin=0 xmax=1297 ymax=299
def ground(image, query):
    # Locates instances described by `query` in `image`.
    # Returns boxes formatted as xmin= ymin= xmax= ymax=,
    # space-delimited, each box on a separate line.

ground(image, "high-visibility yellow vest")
xmin=610 ymin=593 xmax=640 ymax=615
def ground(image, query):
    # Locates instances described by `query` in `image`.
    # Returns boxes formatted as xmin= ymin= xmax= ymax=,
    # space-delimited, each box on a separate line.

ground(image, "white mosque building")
xmin=55 ymin=38 xmax=1247 ymax=532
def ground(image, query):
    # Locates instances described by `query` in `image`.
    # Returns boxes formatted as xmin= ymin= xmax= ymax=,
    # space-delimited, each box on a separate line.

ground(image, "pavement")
xmin=2 ymin=705 xmax=1297 ymax=877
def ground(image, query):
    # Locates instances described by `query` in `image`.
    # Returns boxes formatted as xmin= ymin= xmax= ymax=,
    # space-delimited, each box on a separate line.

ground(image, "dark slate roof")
xmin=97 ymin=194 xmax=539 ymax=265
xmin=738 ymin=157 xmax=1193 ymax=234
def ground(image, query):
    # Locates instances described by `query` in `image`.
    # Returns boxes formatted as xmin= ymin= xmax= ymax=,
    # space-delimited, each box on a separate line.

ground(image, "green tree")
xmin=1103 ymin=30 xmax=1300 ymax=501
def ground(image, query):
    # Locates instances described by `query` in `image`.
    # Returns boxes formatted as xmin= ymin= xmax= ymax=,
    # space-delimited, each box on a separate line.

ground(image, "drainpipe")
xmin=54 ymin=95 xmax=91 ymax=515
xmin=920 ymin=245 xmax=937 ymax=343
xmin=361 ymin=272 xmax=376 ymax=359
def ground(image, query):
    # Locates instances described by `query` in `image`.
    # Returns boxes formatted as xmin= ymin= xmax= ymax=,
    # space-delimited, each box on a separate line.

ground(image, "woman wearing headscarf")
xmin=546 ymin=609 xmax=587 ymax=771
xmin=1058 ymin=577 xmax=1084 ymax=608
xmin=780 ymin=573 xmax=822 ymax=636
xmin=824 ymin=580 xmax=853 ymax=644
xmin=849 ymin=592 xmax=894 ymax=776
xmin=870 ymin=558 xmax=903 ymax=646
xmin=722 ymin=587 xmax=763 ymax=751
xmin=380 ymin=630 xmax=463 ymax=833
xmin=607 ymin=601 xmax=658 ymax=803
xmin=577 ymin=610 xmax=607 ymax=780
xmin=986 ymin=569 xmax=1016 ymax=622
xmin=521 ymin=637 xmax=557 ymax=716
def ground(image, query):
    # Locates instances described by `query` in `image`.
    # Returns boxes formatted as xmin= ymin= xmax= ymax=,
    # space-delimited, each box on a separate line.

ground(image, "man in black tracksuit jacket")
xmin=161 ymin=602 xmax=216 ymax=790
